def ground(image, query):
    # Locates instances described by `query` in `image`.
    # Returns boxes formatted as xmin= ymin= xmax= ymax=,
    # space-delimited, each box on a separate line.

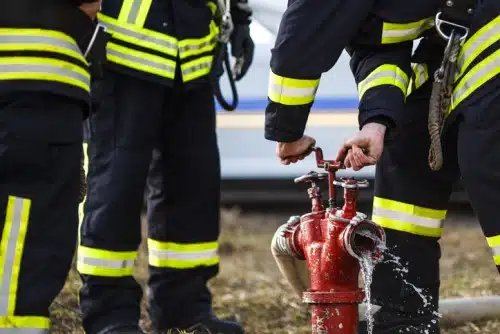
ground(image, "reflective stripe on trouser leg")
xmin=148 ymin=240 xmax=219 ymax=269
xmin=0 ymin=196 xmax=50 ymax=333
xmin=372 ymin=197 xmax=447 ymax=238
xmin=486 ymin=235 xmax=500 ymax=266
xmin=77 ymin=246 xmax=137 ymax=277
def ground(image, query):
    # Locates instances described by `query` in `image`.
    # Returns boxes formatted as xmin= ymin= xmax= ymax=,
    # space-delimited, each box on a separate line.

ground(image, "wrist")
xmin=362 ymin=122 xmax=387 ymax=135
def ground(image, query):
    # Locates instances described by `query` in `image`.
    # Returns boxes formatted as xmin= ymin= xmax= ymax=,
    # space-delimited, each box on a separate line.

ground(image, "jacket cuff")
xmin=231 ymin=0 xmax=252 ymax=25
xmin=264 ymin=102 xmax=310 ymax=142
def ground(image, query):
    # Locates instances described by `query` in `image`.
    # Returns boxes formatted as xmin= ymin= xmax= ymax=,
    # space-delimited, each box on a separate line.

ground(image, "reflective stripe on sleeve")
xmin=77 ymin=246 xmax=137 ymax=277
xmin=107 ymin=42 xmax=176 ymax=79
xmin=381 ymin=17 xmax=434 ymax=44
xmin=0 ymin=197 xmax=46 ymax=332
xmin=148 ymin=239 xmax=219 ymax=269
xmin=407 ymin=63 xmax=429 ymax=96
xmin=0 ymin=58 xmax=90 ymax=92
xmin=372 ymin=197 xmax=446 ymax=237
xmin=0 ymin=29 xmax=87 ymax=64
xmin=357 ymin=64 xmax=409 ymax=100
xmin=457 ymin=15 xmax=500 ymax=76
xmin=486 ymin=235 xmax=500 ymax=265
xmin=268 ymin=71 xmax=320 ymax=106
xmin=450 ymin=48 xmax=500 ymax=112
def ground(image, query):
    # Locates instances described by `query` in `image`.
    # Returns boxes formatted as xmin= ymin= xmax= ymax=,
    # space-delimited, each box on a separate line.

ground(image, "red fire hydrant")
xmin=271 ymin=147 xmax=386 ymax=334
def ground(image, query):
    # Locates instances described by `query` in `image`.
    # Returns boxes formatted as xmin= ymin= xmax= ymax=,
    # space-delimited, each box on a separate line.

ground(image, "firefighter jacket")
xmin=264 ymin=0 xmax=442 ymax=142
xmin=97 ymin=0 xmax=252 ymax=86
xmin=0 ymin=0 xmax=98 ymax=104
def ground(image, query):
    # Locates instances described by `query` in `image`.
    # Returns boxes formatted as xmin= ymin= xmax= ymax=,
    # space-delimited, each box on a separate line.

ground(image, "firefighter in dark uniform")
xmin=0 ymin=0 xmax=102 ymax=332
xmin=77 ymin=0 xmax=254 ymax=333
xmin=266 ymin=0 xmax=500 ymax=332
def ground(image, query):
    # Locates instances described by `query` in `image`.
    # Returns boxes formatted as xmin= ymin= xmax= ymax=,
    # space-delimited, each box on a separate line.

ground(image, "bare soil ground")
xmin=51 ymin=209 xmax=500 ymax=333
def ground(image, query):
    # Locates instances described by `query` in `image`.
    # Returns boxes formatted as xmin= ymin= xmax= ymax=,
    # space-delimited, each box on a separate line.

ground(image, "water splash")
xmin=359 ymin=253 xmax=375 ymax=334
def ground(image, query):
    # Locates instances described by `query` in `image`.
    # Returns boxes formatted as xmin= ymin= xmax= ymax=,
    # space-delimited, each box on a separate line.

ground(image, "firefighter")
xmin=0 ymin=0 xmax=103 ymax=332
xmin=77 ymin=0 xmax=254 ymax=333
xmin=336 ymin=2 xmax=500 ymax=333
xmin=266 ymin=0 xmax=500 ymax=332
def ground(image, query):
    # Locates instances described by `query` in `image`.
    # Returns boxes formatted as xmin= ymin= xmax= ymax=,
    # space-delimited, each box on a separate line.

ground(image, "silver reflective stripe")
xmin=182 ymin=60 xmax=211 ymax=76
xmin=127 ymin=0 xmax=143 ymax=24
xmin=0 ymin=63 xmax=89 ymax=86
xmin=358 ymin=70 xmax=408 ymax=97
xmin=179 ymin=37 xmax=216 ymax=54
xmin=149 ymin=249 xmax=218 ymax=261
xmin=268 ymin=83 xmax=317 ymax=99
xmin=107 ymin=47 xmax=175 ymax=74
xmin=458 ymin=20 xmax=500 ymax=73
xmin=451 ymin=50 xmax=500 ymax=108
xmin=413 ymin=64 xmax=428 ymax=88
xmin=0 ymin=35 xmax=81 ymax=57
xmin=101 ymin=19 xmax=177 ymax=53
xmin=492 ymin=246 xmax=500 ymax=256
xmin=372 ymin=206 xmax=443 ymax=229
xmin=382 ymin=19 xmax=433 ymax=41
xmin=0 ymin=329 xmax=48 ymax=334
xmin=0 ymin=198 xmax=25 ymax=314
xmin=78 ymin=256 xmax=135 ymax=269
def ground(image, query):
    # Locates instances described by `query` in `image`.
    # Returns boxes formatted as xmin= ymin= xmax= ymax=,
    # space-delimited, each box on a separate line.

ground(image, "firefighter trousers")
xmin=78 ymin=69 xmax=221 ymax=334
xmin=366 ymin=74 xmax=500 ymax=333
xmin=0 ymin=92 xmax=83 ymax=333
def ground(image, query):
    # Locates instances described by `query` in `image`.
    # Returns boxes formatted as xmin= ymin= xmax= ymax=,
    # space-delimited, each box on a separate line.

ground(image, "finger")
xmin=344 ymin=150 xmax=352 ymax=168
xmin=350 ymin=145 xmax=364 ymax=168
xmin=336 ymin=143 xmax=351 ymax=162
xmin=281 ymin=159 xmax=290 ymax=165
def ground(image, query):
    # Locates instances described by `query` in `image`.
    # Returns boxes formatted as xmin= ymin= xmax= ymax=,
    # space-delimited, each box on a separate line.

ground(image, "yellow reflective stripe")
xmin=148 ymin=239 xmax=219 ymax=269
xmin=358 ymin=64 xmax=409 ymax=100
xmin=207 ymin=1 xmax=217 ymax=15
xmin=372 ymin=197 xmax=446 ymax=237
xmin=457 ymin=15 xmax=500 ymax=76
xmin=268 ymin=71 xmax=320 ymax=106
xmin=0 ymin=315 xmax=49 ymax=332
xmin=487 ymin=235 xmax=500 ymax=265
xmin=107 ymin=42 xmax=176 ymax=79
xmin=407 ymin=63 xmax=429 ymax=96
xmin=0 ymin=29 xmax=87 ymax=65
xmin=99 ymin=14 xmax=178 ymax=57
xmin=0 ymin=57 xmax=90 ymax=92
xmin=136 ymin=0 xmax=153 ymax=27
xmin=450 ymin=48 xmax=500 ymax=112
xmin=181 ymin=55 xmax=213 ymax=82
xmin=178 ymin=22 xmax=218 ymax=59
xmin=0 ymin=197 xmax=31 ymax=316
xmin=381 ymin=17 xmax=434 ymax=44
xmin=77 ymin=246 xmax=137 ymax=277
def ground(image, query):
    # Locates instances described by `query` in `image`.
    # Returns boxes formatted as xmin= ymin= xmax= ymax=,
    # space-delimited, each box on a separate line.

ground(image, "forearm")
xmin=347 ymin=41 xmax=413 ymax=130
xmin=265 ymin=0 xmax=375 ymax=142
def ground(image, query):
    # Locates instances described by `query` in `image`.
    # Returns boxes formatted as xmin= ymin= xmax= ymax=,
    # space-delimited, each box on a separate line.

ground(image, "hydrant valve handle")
xmin=293 ymin=171 xmax=328 ymax=185
xmin=333 ymin=178 xmax=370 ymax=189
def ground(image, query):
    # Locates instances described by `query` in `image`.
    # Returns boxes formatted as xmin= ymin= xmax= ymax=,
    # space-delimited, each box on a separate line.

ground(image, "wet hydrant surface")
xmin=271 ymin=147 xmax=386 ymax=334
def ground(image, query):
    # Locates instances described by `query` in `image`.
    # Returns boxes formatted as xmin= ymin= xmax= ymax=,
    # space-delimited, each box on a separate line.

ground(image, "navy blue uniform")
xmin=365 ymin=3 xmax=500 ymax=333
xmin=265 ymin=0 xmax=500 ymax=333
xmin=0 ymin=0 xmax=95 ymax=332
xmin=77 ymin=0 xmax=252 ymax=333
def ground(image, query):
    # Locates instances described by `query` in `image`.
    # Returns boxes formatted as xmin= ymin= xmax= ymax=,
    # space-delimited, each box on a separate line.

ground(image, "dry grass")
xmin=50 ymin=208 xmax=500 ymax=333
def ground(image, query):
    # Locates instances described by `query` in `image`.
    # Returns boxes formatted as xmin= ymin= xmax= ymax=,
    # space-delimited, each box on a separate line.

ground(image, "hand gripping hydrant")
xmin=271 ymin=147 xmax=386 ymax=334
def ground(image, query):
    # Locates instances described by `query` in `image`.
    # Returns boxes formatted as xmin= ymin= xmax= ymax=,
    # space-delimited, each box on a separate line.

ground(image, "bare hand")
xmin=276 ymin=135 xmax=316 ymax=165
xmin=336 ymin=123 xmax=386 ymax=171
xmin=79 ymin=0 xmax=102 ymax=20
